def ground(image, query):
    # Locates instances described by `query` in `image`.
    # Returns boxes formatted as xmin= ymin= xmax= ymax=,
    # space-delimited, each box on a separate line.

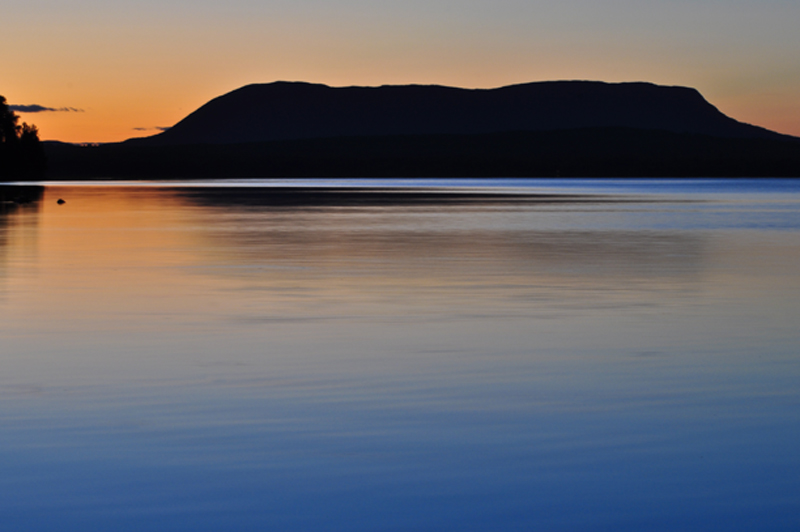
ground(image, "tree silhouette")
xmin=1 ymin=95 xmax=46 ymax=180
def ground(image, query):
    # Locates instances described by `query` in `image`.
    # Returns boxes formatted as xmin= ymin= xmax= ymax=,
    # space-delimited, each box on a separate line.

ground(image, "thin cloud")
xmin=10 ymin=104 xmax=84 ymax=113
xmin=133 ymin=126 xmax=171 ymax=132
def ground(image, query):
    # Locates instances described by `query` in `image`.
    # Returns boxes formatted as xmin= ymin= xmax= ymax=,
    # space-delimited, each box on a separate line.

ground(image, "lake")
xmin=1 ymin=178 xmax=799 ymax=531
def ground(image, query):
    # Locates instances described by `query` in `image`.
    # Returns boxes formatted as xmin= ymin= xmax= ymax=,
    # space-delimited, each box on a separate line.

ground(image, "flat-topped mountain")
xmin=44 ymin=80 xmax=800 ymax=179
xmin=131 ymin=81 xmax=789 ymax=146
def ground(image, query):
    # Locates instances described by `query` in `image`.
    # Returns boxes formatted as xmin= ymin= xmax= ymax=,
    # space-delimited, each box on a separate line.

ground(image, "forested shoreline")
xmin=0 ymin=96 xmax=45 ymax=181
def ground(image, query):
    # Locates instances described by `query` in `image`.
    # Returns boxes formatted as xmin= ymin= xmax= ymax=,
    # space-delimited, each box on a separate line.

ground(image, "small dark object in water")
xmin=57 ymin=199 xmax=66 ymax=205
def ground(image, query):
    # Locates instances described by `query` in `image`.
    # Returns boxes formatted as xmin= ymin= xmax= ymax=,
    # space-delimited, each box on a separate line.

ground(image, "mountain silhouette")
xmin=44 ymin=80 xmax=800 ymax=178
xmin=129 ymin=81 xmax=790 ymax=146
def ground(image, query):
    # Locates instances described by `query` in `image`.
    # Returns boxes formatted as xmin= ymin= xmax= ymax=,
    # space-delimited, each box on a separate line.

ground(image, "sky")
xmin=3 ymin=0 xmax=800 ymax=143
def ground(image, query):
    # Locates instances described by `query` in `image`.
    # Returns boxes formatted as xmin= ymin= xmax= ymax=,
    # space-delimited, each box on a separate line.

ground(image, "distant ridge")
xmin=129 ymin=81 xmax=793 ymax=146
xmin=42 ymin=81 xmax=800 ymax=179
xmin=45 ymin=127 xmax=800 ymax=179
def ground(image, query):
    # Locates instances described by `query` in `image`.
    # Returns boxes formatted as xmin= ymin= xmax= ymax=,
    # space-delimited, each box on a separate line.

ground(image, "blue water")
xmin=1 ymin=179 xmax=799 ymax=530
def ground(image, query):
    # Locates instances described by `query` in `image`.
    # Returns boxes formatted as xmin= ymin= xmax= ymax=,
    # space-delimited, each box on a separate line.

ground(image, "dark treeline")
xmin=0 ymin=96 xmax=46 ymax=181
xmin=45 ymin=128 xmax=800 ymax=179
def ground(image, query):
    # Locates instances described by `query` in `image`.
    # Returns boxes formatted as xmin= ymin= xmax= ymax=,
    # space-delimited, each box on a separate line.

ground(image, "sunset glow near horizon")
xmin=5 ymin=0 xmax=800 ymax=143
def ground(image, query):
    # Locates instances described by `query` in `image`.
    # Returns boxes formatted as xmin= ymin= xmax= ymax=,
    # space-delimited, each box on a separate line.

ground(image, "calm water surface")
xmin=1 ymin=179 xmax=799 ymax=531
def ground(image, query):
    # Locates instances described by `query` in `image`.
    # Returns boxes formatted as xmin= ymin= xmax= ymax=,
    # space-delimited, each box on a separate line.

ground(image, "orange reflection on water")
xmin=4 ymin=186 xmax=214 ymax=334
xmin=1 ymin=185 xmax=711 ymax=338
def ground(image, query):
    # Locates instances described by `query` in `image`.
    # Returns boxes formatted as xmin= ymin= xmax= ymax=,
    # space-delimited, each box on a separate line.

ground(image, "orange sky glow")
xmin=4 ymin=0 xmax=799 ymax=143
